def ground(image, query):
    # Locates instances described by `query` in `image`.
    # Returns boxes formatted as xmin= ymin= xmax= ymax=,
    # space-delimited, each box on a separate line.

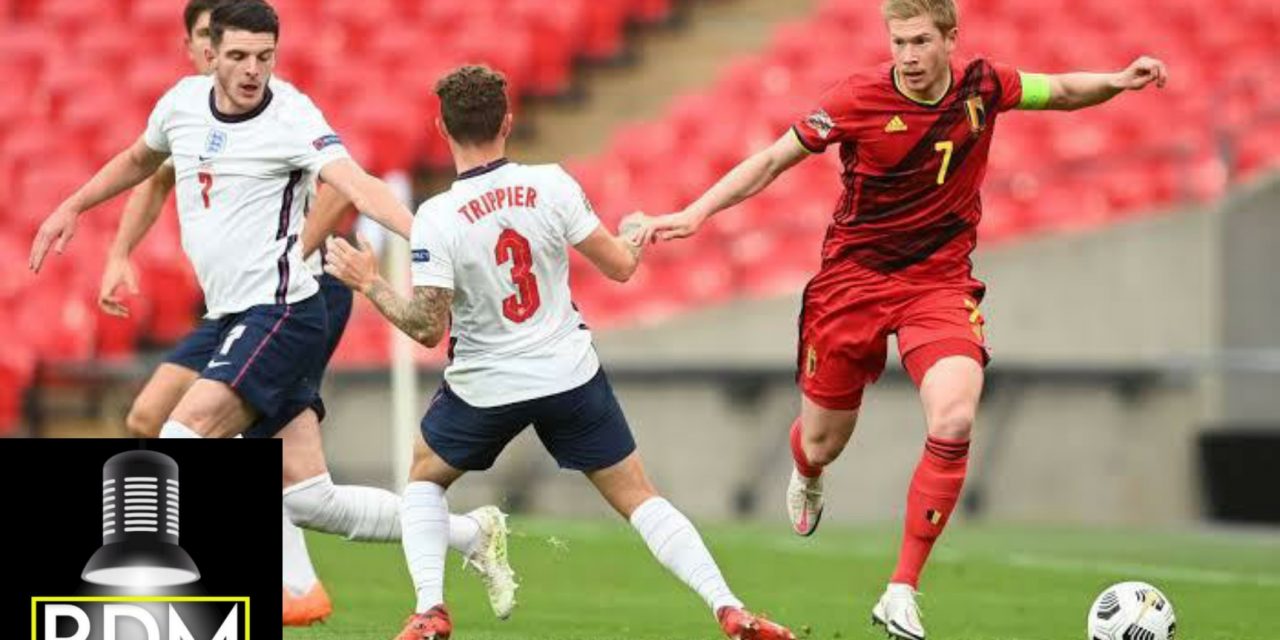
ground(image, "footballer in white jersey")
xmin=29 ymin=0 xmax=418 ymax=443
xmin=324 ymin=64 xmax=797 ymax=640
xmin=411 ymin=159 xmax=601 ymax=407
xmin=142 ymin=74 xmax=338 ymax=318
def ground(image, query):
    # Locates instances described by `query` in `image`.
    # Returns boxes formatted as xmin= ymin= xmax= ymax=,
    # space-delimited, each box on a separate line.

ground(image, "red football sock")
xmin=891 ymin=435 xmax=970 ymax=588
xmin=789 ymin=417 xmax=823 ymax=478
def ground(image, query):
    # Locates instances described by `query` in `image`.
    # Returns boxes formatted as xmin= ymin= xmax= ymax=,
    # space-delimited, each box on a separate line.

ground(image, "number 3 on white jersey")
xmin=496 ymin=229 xmax=540 ymax=323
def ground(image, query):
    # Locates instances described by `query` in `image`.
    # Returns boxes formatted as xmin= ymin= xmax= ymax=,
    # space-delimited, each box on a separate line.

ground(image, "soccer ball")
xmin=1087 ymin=581 xmax=1176 ymax=640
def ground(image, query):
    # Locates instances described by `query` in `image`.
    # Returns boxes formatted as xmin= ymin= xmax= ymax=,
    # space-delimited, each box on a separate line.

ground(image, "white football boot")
xmin=461 ymin=506 xmax=518 ymax=620
xmin=786 ymin=468 xmax=824 ymax=536
xmin=872 ymin=583 xmax=926 ymax=640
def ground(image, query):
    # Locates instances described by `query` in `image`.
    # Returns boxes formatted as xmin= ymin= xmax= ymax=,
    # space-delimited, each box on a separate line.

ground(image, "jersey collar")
xmin=209 ymin=85 xmax=274 ymax=124
xmin=457 ymin=157 xmax=510 ymax=181
xmin=891 ymin=65 xmax=953 ymax=107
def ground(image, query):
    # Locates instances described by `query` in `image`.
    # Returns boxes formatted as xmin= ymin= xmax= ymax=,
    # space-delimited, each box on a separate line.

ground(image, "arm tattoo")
xmin=365 ymin=279 xmax=453 ymax=346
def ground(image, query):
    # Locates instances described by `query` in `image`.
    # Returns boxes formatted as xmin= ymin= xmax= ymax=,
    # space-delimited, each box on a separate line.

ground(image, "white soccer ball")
xmin=1087 ymin=581 xmax=1177 ymax=640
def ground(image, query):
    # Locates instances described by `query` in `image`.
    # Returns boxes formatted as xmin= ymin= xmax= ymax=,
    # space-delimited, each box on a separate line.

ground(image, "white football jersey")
xmin=143 ymin=75 xmax=348 ymax=317
xmin=412 ymin=160 xmax=602 ymax=407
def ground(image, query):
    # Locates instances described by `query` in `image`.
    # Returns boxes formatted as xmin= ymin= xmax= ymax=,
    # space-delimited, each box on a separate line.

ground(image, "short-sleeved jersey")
xmin=792 ymin=58 xmax=1026 ymax=288
xmin=144 ymin=75 xmax=349 ymax=317
xmin=411 ymin=159 xmax=602 ymax=408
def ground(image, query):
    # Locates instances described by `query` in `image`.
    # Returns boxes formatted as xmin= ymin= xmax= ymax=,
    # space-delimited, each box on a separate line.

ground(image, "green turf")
xmin=284 ymin=518 xmax=1280 ymax=640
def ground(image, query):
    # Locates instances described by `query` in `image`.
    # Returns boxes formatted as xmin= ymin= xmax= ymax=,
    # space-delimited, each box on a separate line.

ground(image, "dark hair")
xmin=183 ymin=0 xmax=227 ymax=36
xmin=210 ymin=0 xmax=279 ymax=48
xmin=435 ymin=65 xmax=509 ymax=145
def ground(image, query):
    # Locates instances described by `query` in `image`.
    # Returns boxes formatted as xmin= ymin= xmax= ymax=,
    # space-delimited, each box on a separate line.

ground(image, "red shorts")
xmin=796 ymin=261 xmax=990 ymax=410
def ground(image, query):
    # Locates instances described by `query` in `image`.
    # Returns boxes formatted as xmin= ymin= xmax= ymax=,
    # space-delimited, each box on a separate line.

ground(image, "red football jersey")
xmin=793 ymin=57 xmax=1024 ymax=289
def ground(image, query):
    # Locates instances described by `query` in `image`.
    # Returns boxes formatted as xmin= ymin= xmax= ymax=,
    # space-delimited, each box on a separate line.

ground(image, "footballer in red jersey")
xmin=639 ymin=1 xmax=1166 ymax=637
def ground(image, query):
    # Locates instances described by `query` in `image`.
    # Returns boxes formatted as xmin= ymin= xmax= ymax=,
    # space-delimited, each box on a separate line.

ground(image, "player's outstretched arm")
xmin=30 ymin=135 xmax=170 ymax=272
xmin=573 ymin=214 xmax=647 ymax=283
xmin=99 ymin=164 xmax=177 ymax=317
xmin=300 ymin=183 xmax=356 ymax=260
xmin=1036 ymin=56 xmax=1168 ymax=111
xmin=639 ymin=132 xmax=809 ymax=244
xmin=317 ymin=158 xmax=413 ymax=241
xmin=324 ymin=235 xmax=452 ymax=347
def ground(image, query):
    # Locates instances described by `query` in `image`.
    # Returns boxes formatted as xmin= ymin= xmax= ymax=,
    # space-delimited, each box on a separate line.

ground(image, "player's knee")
xmin=802 ymin=429 xmax=851 ymax=466
xmin=283 ymin=473 xmax=337 ymax=529
xmin=805 ymin=442 xmax=845 ymax=467
xmin=928 ymin=408 xmax=974 ymax=441
xmin=124 ymin=403 xmax=165 ymax=438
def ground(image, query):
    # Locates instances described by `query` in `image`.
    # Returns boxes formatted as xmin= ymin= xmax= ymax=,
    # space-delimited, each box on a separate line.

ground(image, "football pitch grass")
xmin=286 ymin=518 xmax=1280 ymax=640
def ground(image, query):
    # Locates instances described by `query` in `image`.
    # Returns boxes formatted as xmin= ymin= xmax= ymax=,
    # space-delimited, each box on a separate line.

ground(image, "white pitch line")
xmin=1005 ymin=553 xmax=1280 ymax=588
xmin=767 ymin=539 xmax=1280 ymax=588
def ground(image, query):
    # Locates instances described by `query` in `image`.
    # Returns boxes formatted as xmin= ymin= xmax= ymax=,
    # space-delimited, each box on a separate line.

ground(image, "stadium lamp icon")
xmin=81 ymin=450 xmax=201 ymax=588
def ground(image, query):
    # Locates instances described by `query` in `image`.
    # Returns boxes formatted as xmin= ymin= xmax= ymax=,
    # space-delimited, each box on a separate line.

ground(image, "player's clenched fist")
xmin=618 ymin=211 xmax=650 ymax=246
xmin=324 ymin=235 xmax=379 ymax=294
xmin=638 ymin=209 xmax=708 ymax=245
xmin=1111 ymin=56 xmax=1168 ymax=91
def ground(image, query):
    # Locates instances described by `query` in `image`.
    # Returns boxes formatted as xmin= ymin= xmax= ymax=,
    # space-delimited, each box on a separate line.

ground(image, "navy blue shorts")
xmin=422 ymin=368 xmax=637 ymax=472
xmin=317 ymin=272 xmax=353 ymax=369
xmin=166 ymin=274 xmax=352 ymax=372
xmin=163 ymin=275 xmax=353 ymax=437
xmin=191 ymin=293 xmax=328 ymax=438
xmin=164 ymin=317 xmax=222 ymax=372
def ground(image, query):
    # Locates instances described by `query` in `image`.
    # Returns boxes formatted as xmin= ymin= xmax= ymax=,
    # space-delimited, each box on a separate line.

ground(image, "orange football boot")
xmin=394 ymin=605 xmax=452 ymax=640
xmin=717 ymin=606 xmax=796 ymax=640
xmin=282 ymin=582 xmax=332 ymax=626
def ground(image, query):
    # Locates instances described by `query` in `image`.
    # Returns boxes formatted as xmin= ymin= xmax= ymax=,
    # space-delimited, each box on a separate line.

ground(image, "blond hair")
xmin=881 ymin=0 xmax=958 ymax=33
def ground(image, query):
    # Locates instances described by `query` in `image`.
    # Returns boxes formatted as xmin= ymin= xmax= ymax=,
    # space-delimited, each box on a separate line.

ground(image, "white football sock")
xmin=630 ymin=496 xmax=743 ymax=612
xmin=402 ymin=481 xmax=449 ymax=613
xmin=159 ymin=420 xmax=202 ymax=438
xmin=448 ymin=512 xmax=482 ymax=557
xmin=281 ymin=473 xmax=479 ymax=553
xmin=282 ymin=507 xmax=319 ymax=596
xmin=283 ymin=473 xmax=400 ymax=541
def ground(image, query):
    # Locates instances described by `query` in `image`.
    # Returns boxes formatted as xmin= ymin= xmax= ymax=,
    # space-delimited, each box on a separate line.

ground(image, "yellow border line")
xmin=31 ymin=596 xmax=250 ymax=640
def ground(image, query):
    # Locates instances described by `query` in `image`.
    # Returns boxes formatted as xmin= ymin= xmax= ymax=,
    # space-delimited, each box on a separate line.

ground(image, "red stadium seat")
xmin=15 ymin=159 xmax=95 ymax=234
xmin=631 ymin=0 xmax=672 ymax=24
xmin=509 ymin=0 xmax=585 ymax=96
xmin=34 ymin=0 xmax=120 ymax=37
xmin=0 ymin=75 xmax=27 ymax=131
xmin=75 ymin=26 xmax=134 ymax=71
xmin=19 ymin=283 xmax=97 ymax=362
xmin=125 ymin=58 xmax=193 ymax=109
xmin=342 ymin=96 xmax=425 ymax=175
xmin=129 ymin=0 xmax=184 ymax=31
xmin=580 ymin=0 xmax=629 ymax=60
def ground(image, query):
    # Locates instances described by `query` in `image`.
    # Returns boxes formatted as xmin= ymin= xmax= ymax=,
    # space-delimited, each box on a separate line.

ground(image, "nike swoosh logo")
xmin=207 ymin=360 xmax=232 ymax=369
xmin=199 ymin=155 xmax=213 ymax=162
xmin=796 ymin=506 xmax=809 ymax=533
